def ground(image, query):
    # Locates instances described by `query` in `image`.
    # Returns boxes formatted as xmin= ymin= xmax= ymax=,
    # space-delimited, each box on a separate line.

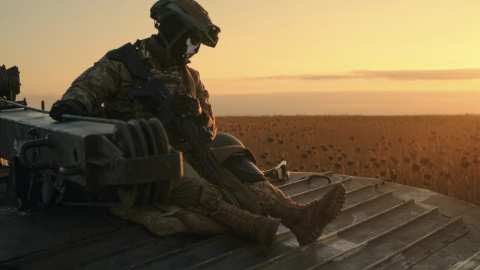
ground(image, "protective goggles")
xmin=156 ymin=3 xmax=220 ymax=48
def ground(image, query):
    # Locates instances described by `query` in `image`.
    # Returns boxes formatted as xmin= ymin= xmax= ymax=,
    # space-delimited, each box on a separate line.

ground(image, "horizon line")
xmin=245 ymin=68 xmax=480 ymax=81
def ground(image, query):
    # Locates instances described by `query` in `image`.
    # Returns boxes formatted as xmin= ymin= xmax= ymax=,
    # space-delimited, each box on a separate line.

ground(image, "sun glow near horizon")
xmin=1 ymin=0 xmax=479 ymax=115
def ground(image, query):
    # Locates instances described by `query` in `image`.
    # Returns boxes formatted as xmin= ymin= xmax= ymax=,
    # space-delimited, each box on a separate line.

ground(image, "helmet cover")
xmin=150 ymin=0 xmax=220 ymax=47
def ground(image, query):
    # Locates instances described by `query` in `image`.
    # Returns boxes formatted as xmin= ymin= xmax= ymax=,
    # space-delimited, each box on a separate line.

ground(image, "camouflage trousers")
xmin=111 ymin=146 xmax=275 ymax=237
xmin=111 ymin=159 xmax=230 ymax=236
xmin=111 ymin=159 xmax=260 ymax=236
xmin=169 ymin=160 xmax=226 ymax=213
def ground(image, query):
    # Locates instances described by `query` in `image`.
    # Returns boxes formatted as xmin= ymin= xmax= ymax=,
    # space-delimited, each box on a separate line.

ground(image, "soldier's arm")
xmin=189 ymin=68 xmax=216 ymax=139
xmin=197 ymin=86 xmax=216 ymax=136
xmin=197 ymin=79 xmax=217 ymax=138
xmin=61 ymin=55 xmax=126 ymax=116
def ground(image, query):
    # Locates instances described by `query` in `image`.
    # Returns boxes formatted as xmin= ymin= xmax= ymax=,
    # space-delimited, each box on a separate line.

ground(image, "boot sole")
xmin=294 ymin=183 xmax=346 ymax=245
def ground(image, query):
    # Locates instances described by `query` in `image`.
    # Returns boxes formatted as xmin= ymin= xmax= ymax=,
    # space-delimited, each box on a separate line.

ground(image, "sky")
xmin=1 ymin=0 xmax=479 ymax=115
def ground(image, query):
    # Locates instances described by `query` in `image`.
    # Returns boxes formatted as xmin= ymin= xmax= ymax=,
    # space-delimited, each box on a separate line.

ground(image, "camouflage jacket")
xmin=61 ymin=35 xmax=216 ymax=143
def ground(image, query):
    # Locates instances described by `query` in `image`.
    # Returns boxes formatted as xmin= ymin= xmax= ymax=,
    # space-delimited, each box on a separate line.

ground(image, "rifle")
xmin=129 ymin=78 xmax=240 ymax=207
xmin=108 ymin=42 xmax=240 ymax=207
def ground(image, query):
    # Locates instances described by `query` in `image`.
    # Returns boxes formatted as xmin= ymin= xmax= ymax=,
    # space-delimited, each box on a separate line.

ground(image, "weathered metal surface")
xmin=1 ymin=94 xmax=479 ymax=269
xmin=0 ymin=109 xmax=115 ymax=176
xmin=1 ymin=172 xmax=479 ymax=269
xmin=0 ymin=109 xmax=182 ymax=208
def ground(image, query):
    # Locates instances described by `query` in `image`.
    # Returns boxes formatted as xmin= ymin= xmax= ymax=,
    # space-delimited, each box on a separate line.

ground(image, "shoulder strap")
xmin=106 ymin=41 xmax=151 ymax=80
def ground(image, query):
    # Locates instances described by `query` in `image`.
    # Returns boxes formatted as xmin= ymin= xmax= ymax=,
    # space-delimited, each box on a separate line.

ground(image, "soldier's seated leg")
xmin=208 ymin=197 xmax=280 ymax=246
xmin=210 ymin=132 xmax=244 ymax=148
xmin=110 ymin=203 xmax=230 ymax=237
xmin=247 ymin=181 xmax=346 ymax=246
xmin=222 ymin=154 xmax=266 ymax=183
xmin=155 ymin=204 xmax=229 ymax=235
xmin=110 ymin=205 xmax=189 ymax=237
xmin=168 ymin=161 xmax=280 ymax=246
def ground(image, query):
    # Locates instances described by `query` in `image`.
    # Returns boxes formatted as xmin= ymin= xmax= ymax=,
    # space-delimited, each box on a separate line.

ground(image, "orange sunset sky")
xmin=1 ymin=0 xmax=479 ymax=115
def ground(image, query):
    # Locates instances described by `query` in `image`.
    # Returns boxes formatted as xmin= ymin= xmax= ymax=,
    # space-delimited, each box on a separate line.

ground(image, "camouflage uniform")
xmin=52 ymin=0 xmax=347 ymax=246
xmin=61 ymin=33 xmax=273 ymax=228
xmin=62 ymin=37 xmax=214 ymax=140
xmin=61 ymin=36 xmax=236 ymax=211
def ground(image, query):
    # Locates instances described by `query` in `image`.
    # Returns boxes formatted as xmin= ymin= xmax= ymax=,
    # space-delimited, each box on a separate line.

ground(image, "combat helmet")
xmin=150 ymin=0 xmax=220 ymax=48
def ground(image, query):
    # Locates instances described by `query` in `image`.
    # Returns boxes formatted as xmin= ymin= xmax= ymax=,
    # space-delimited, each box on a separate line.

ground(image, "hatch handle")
xmin=18 ymin=138 xmax=54 ymax=170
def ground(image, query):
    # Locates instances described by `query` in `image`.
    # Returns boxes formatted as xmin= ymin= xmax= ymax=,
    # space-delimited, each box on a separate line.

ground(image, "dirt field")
xmin=216 ymin=115 xmax=480 ymax=206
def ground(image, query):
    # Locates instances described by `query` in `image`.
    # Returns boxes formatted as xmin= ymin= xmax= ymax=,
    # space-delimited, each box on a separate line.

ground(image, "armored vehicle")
xmin=1 ymin=66 xmax=480 ymax=269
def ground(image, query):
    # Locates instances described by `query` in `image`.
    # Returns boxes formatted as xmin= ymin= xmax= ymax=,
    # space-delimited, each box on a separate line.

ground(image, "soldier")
xmin=49 ymin=0 xmax=346 ymax=246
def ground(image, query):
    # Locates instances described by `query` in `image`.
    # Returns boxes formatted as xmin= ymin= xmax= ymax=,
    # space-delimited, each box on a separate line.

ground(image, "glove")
xmin=49 ymin=99 xmax=86 ymax=121
xmin=171 ymin=94 xmax=202 ymax=119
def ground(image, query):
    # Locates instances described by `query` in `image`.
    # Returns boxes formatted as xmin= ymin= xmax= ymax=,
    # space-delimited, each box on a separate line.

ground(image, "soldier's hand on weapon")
xmin=49 ymin=99 xmax=86 ymax=121
xmin=171 ymin=94 xmax=202 ymax=119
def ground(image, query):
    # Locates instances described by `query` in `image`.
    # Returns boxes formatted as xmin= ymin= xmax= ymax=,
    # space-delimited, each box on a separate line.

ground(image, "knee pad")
xmin=223 ymin=155 xmax=266 ymax=183
xmin=210 ymin=133 xmax=244 ymax=148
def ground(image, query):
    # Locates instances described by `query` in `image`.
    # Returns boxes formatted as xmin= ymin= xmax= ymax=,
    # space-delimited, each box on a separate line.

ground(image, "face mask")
xmin=183 ymin=37 xmax=201 ymax=59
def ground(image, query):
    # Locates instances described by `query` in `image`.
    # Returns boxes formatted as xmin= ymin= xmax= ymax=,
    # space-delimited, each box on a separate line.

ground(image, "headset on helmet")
xmin=150 ymin=0 xmax=220 ymax=48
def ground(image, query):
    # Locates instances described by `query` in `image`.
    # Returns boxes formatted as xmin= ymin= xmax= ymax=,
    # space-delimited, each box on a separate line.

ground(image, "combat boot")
xmin=210 ymin=199 xmax=281 ymax=246
xmin=248 ymin=181 xmax=346 ymax=245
